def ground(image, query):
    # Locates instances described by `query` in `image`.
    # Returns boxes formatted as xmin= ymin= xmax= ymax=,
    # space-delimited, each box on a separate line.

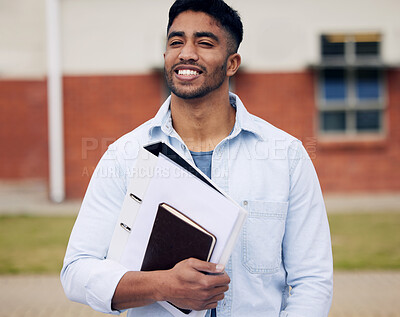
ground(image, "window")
xmin=317 ymin=33 xmax=385 ymax=134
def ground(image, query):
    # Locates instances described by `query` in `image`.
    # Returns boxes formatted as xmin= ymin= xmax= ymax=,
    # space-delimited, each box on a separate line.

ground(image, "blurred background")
xmin=0 ymin=0 xmax=399 ymax=316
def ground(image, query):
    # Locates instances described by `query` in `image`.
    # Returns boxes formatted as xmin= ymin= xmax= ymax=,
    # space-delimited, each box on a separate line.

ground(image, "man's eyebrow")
xmin=194 ymin=32 xmax=219 ymax=43
xmin=167 ymin=31 xmax=220 ymax=43
xmin=167 ymin=31 xmax=184 ymax=40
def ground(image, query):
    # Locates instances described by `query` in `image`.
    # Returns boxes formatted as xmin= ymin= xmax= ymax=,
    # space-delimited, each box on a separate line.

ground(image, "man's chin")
xmin=170 ymin=87 xmax=211 ymax=100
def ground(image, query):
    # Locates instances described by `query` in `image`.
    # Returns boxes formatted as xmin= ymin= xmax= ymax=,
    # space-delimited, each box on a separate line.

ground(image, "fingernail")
xmin=216 ymin=264 xmax=224 ymax=272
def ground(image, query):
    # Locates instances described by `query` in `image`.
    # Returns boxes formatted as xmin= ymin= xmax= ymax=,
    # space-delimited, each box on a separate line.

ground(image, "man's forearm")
xmin=111 ymin=270 xmax=163 ymax=310
xmin=111 ymin=258 xmax=230 ymax=312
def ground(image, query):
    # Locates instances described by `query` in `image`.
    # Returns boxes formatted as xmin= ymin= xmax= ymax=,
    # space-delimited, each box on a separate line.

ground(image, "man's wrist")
xmin=151 ymin=270 xmax=168 ymax=302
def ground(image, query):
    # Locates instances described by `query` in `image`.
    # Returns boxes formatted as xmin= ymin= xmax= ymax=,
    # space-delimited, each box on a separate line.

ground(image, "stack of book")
xmin=107 ymin=142 xmax=247 ymax=317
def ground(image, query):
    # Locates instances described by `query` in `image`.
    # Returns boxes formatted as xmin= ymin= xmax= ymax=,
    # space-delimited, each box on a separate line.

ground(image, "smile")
xmin=177 ymin=69 xmax=201 ymax=76
xmin=173 ymin=65 xmax=204 ymax=79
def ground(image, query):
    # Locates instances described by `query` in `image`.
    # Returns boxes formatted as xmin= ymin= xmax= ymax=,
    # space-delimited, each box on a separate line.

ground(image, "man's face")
xmin=164 ymin=10 xmax=231 ymax=100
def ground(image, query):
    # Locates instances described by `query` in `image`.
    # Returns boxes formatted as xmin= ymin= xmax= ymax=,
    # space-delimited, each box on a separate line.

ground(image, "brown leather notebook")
xmin=140 ymin=203 xmax=217 ymax=315
xmin=141 ymin=203 xmax=216 ymax=272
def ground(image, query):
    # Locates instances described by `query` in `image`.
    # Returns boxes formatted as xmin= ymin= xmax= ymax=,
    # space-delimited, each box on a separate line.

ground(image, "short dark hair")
xmin=167 ymin=0 xmax=243 ymax=54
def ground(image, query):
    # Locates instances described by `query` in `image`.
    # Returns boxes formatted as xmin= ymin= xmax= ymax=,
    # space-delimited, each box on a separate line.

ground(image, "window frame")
xmin=317 ymin=33 xmax=386 ymax=136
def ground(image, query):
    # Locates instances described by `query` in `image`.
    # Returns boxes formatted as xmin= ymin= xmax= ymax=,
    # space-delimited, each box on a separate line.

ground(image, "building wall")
xmin=0 ymin=80 xmax=48 ymax=179
xmin=60 ymin=0 xmax=400 ymax=74
xmin=0 ymin=0 xmax=46 ymax=79
xmin=2 ymin=0 xmax=400 ymax=78
xmin=235 ymin=70 xmax=400 ymax=193
xmin=235 ymin=71 xmax=316 ymax=141
xmin=1 ymin=0 xmax=400 ymax=199
xmin=1 ymin=70 xmax=399 ymax=198
xmin=63 ymin=74 xmax=164 ymax=197
xmin=314 ymin=69 xmax=400 ymax=193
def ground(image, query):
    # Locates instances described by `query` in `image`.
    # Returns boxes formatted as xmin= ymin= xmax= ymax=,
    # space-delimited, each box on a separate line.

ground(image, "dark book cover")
xmin=141 ymin=203 xmax=216 ymax=272
xmin=141 ymin=203 xmax=217 ymax=315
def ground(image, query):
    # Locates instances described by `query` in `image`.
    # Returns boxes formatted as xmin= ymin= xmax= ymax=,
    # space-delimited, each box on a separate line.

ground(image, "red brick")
xmin=63 ymin=74 xmax=163 ymax=198
xmin=1 ymin=70 xmax=399 ymax=199
xmin=0 ymin=80 xmax=48 ymax=179
xmin=235 ymin=70 xmax=400 ymax=194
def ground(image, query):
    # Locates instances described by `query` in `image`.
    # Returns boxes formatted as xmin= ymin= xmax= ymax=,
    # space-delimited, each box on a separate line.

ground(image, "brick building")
xmin=1 ymin=0 xmax=399 ymax=201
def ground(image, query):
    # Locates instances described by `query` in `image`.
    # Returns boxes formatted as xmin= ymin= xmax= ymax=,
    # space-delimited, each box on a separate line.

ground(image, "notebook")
xmin=141 ymin=202 xmax=217 ymax=272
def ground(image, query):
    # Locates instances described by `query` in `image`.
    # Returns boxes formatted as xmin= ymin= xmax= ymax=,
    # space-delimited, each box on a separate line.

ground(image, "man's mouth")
xmin=176 ymin=69 xmax=201 ymax=76
xmin=173 ymin=65 xmax=204 ymax=78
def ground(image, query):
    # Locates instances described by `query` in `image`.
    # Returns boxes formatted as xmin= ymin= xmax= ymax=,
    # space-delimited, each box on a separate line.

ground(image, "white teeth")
xmin=178 ymin=69 xmax=199 ymax=76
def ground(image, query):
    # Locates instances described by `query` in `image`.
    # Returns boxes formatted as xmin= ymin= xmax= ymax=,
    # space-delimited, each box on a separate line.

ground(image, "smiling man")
xmin=163 ymin=7 xmax=241 ymax=153
xmin=61 ymin=1 xmax=333 ymax=316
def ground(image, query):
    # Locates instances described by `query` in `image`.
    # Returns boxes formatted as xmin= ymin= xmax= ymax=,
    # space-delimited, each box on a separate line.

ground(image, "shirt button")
xmin=243 ymin=200 xmax=248 ymax=206
xmin=181 ymin=144 xmax=185 ymax=151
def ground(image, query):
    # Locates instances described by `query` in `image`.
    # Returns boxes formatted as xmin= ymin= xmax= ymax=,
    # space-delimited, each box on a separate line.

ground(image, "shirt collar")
xmin=229 ymin=92 xmax=264 ymax=141
xmin=149 ymin=92 xmax=264 ymax=141
xmin=149 ymin=95 xmax=173 ymax=137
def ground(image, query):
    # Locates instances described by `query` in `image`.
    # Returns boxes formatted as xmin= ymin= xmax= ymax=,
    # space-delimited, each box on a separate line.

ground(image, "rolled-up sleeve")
xmin=281 ymin=142 xmax=333 ymax=317
xmin=60 ymin=145 xmax=130 ymax=314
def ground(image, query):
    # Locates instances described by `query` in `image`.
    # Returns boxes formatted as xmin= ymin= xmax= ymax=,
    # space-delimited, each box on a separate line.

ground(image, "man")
xmin=61 ymin=0 xmax=333 ymax=316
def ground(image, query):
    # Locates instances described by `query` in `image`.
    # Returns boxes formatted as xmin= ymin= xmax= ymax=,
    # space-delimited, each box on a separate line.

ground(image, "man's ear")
xmin=226 ymin=53 xmax=241 ymax=77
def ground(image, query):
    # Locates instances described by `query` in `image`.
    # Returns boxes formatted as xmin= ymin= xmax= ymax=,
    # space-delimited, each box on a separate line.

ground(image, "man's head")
xmin=167 ymin=0 xmax=243 ymax=55
xmin=164 ymin=0 xmax=243 ymax=100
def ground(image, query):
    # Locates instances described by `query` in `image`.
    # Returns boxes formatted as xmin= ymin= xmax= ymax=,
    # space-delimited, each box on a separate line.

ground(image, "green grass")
xmin=0 ymin=213 xmax=399 ymax=274
xmin=328 ymin=212 xmax=400 ymax=270
xmin=0 ymin=215 xmax=76 ymax=274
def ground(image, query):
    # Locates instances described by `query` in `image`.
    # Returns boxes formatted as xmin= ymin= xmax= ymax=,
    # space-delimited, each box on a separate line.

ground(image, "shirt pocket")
xmin=241 ymin=200 xmax=288 ymax=274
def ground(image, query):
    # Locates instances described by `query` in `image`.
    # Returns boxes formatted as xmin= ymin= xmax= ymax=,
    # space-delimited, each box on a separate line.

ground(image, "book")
xmin=141 ymin=202 xmax=217 ymax=315
xmin=141 ymin=202 xmax=217 ymax=272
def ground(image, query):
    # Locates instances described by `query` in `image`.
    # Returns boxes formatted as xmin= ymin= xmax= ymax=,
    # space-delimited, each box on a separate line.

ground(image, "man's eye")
xmin=170 ymin=41 xmax=183 ymax=46
xmin=199 ymin=42 xmax=213 ymax=47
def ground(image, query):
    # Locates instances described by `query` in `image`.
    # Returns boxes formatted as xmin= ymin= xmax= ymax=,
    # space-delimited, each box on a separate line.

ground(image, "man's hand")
xmin=159 ymin=258 xmax=230 ymax=311
xmin=112 ymin=258 xmax=230 ymax=312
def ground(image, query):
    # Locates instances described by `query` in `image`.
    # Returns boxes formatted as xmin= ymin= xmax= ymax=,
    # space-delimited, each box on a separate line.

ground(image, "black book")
xmin=141 ymin=203 xmax=217 ymax=314
xmin=141 ymin=203 xmax=216 ymax=271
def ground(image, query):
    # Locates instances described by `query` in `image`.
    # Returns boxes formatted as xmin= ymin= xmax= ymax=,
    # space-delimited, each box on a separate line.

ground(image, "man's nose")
xmin=178 ymin=43 xmax=199 ymax=61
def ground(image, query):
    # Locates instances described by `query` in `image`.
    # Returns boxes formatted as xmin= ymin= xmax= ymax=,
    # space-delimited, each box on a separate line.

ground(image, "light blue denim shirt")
xmin=61 ymin=93 xmax=333 ymax=317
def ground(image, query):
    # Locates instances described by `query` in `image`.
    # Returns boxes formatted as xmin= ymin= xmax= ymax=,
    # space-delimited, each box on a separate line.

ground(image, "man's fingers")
xmin=183 ymin=258 xmax=230 ymax=289
xmin=186 ymin=258 xmax=225 ymax=274
xmin=174 ymin=291 xmax=225 ymax=311
xmin=204 ymin=287 xmax=227 ymax=301
xmin=201 ymin=292 xmax=226 ymax=310
xmin=165 ymin=258 xmax=230 ymax=311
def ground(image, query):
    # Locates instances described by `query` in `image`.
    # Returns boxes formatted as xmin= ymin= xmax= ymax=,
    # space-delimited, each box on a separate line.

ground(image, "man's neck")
xmin=170 ymin=90 xmax=236 ymax=152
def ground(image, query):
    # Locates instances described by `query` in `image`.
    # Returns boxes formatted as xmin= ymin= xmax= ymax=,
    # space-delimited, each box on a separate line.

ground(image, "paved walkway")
xmin=0 ymin=180 xmax=80 ymax=216
xmin=0 ymin=272 xmax=399 ymax=317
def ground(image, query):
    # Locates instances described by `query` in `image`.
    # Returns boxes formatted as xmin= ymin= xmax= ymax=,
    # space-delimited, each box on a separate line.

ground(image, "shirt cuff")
xmin=85 ymin=259 xmax=129 ymax=314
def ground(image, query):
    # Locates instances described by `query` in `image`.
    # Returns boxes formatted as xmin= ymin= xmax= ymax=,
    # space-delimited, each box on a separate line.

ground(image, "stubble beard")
xmin=164 ymin=61 xmax=228 ymax=100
